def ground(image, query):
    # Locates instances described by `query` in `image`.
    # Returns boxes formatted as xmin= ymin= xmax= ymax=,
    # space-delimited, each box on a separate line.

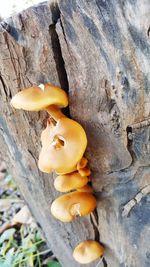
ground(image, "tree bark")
xmin=0 ymin=1 xmax=150 ymax=266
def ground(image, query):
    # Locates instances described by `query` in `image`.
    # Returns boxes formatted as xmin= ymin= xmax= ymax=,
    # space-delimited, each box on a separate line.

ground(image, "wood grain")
xmin=0 ymin=1 xmax=150 ymax=266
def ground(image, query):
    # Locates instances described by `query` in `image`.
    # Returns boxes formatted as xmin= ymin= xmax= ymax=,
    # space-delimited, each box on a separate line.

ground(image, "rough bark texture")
xmin=0 ymin=1 xmax=150 ymax=266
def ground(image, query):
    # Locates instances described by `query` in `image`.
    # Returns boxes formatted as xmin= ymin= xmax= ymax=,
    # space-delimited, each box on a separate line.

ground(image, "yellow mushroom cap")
xmin=38 ymin=117 xmax=87 ymax=174
xmin=73 ymin=240 xmax=104 ymax=264
xmin=11 ymin=83 xmax=68 ymax=111
xmin=51 ymin=192 xmax=96 ymax=222
xmin=54 ymin=172 xmax=89 ymax=192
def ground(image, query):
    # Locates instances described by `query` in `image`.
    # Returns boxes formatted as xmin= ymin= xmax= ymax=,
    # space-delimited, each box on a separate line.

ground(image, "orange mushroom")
xmin=11 ymin=83 xmax=68 ymax=121
xmin=54 ymin=172 xmax=89 ymax=192
xmin=38 ymin=117 xmax=87 ymax=174
xmin=78 ymin=167 xmax=91 ymax=177
xmin=51 ymin=192 xmax=96 ymax=222
xmin=77 ymin=157 xmax=88 ymax=170
xmin=73 ymin=240 xmax=104 ymax=264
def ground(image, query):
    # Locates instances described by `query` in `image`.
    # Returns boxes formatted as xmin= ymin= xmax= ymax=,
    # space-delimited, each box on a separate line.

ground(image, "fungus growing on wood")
xmin=73 ymin=240 xmax=104 ymax=264
xmin=51 ymin=192 xmax=96 ymax=222
xmin=11 ymin=83 xmax=101 ymax=261
xmin=38 ymin=117 xmax=87 ymax=174
xmin=11 ymin=83 xmax=68 ymax=121
xmin=54 ymin=172 xmax=89 ymax=192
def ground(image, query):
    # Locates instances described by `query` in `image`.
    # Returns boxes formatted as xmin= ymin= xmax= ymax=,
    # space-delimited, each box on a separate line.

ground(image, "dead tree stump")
xmin=0 ymin=1 xmax=150 ymax=266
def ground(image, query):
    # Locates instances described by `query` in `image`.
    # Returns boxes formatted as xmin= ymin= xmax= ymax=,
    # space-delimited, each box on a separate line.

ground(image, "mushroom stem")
xmin=70 ymin=203 xmax=81 ymax=217
xmin=46 ymin=105 xmax=66 ymax=121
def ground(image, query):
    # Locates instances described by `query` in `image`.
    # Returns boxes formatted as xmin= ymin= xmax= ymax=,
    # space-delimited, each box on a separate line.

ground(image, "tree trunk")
xmin=0 ymin=1 xmax=150 ymax=266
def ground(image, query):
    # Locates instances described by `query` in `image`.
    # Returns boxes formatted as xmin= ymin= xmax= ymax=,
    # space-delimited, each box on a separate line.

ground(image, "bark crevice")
xmin=0 ymin=74 xmax=8 ymax=98
xmin=49 ymin=3 xmax=69 ymax=94
xmin=49 ymin=3 xmax=70 ymax=118
xmin=126 ymin=126 xmax=137 ymax=164
xmin=90 ymin=212 xmax=100 ymax=242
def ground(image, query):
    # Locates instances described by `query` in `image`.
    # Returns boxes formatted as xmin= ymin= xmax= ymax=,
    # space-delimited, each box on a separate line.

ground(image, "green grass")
xmin=0 ymin=170 xmax=62 ymax=267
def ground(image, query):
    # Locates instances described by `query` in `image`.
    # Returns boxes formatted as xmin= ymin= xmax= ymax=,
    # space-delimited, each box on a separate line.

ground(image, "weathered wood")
xmin=0 ymin=1 xmax=150 ymax=266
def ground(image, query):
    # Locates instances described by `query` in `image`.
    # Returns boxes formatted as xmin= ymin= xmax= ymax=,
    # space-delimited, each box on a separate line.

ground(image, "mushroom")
xmin=73 ymin=240 xmax=104 ymax=264
xmin=78 ymin=167 xmax=91 ymax=177
xmin=77 ymin=184 xmax=93 ymax=193
xmin=54 ymin=172 xmax=89 ymax=192
xmin=38 ymin=117 xmax=87 ymax=174
xmin=11 ymin=83 xmax=68 ymax=121
xmin=51 ymin=192 xmax=96 ymax=222
xmin=77 ymin=157 xmax=91 ymax=178
xmin=77 ymin=157 xmax=88 ymax=170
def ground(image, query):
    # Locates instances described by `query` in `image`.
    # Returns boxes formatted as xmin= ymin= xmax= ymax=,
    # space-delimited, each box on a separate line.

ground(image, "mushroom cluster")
xmin=11 ymin=83 xmax=104 ymax=264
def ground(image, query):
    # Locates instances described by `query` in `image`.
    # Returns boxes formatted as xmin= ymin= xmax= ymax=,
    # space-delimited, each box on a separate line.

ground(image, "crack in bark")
xmin=90 ymin=211 xmax=108 ymax=266
xmin=4 ymin=33 xmax=17 ymax=77
xmin=49 ymin=2 xmax=70 ymax=118
xmin=49 ymin=3 xmax=69 ymax=94
xmin=28 ymin=149 xmax=40 ymax=176
xmin=49 ymin=6 xmax=106 ymax=266
xmin=26 ymin=76 xmax=32 ymax=86
xmin=0 ymin=74 xmax=8 ymax=97
xmin=90 ymin=211 xmax=100 ymax=242
xmin=18 ymin=14 xmax=25 ymax=32
xmin=59 ymin=17 xmax=69 ymax=48
xmin=126 ymin=126 xmax=137 ymax=164
xmin=49 ymin=23 xmax=68 ymax=90
xmin=0 ymin=21 xmax=10 ymax=33
xmin=2 ymin=30 xmax=25 ymax=90
xmin=102 ymin=257 xmax=108 ymax=267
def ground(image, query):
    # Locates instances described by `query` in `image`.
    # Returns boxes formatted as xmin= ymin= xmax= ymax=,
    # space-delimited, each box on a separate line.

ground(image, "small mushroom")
xmin=38 ymin=117 xmax=87 ymax=174
xmin=77 ymin=184 xmax=93 ymax=193
xmin=78 ymin=167 xmax=91 ymax=177
xmin=11 ymin=83 xmax=68 ymax=121
xmin=51 ymin=192 xmax=96 ymax=222
xmin=77 ymin=157 xmax=88 ymax=170
xmin=73 ymin=240 xmax=104 ymax=264
xmin=54 ymin=172 xmax=89 ymax=192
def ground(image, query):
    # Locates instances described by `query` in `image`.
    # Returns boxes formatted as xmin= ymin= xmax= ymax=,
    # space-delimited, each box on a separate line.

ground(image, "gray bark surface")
xmin=0 ymin=1 xmax=150 ymax=266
